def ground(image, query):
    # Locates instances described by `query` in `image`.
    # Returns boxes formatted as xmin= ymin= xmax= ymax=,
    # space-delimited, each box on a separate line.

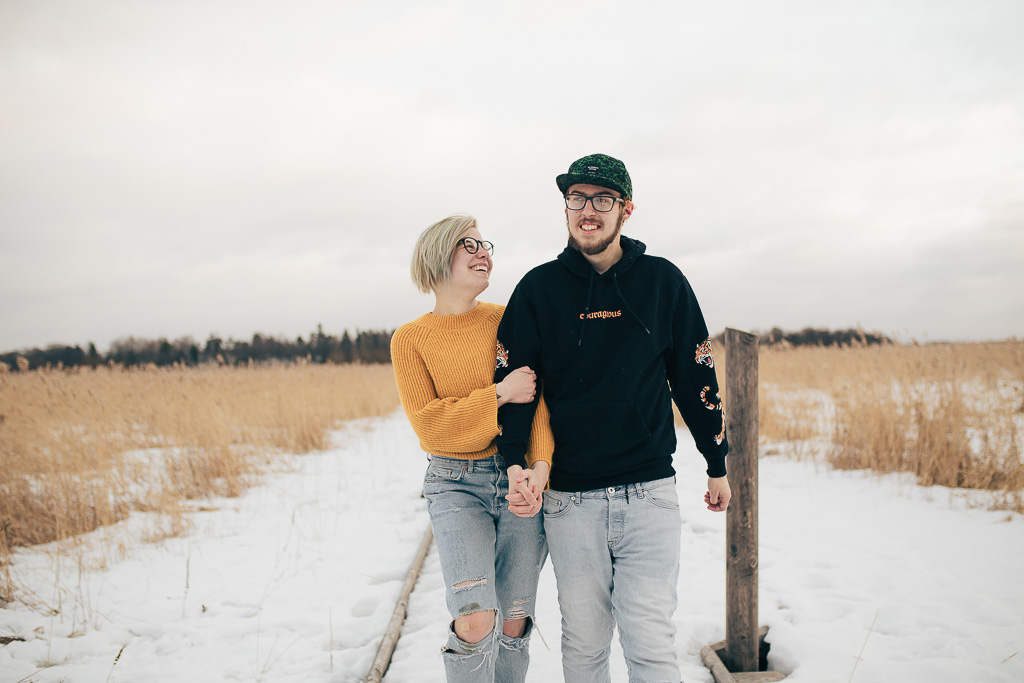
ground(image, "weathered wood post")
xmin=724 ymin=327 xmax=759 ymax=671
xmin=701 ymin=328 xmax=785 ymax=682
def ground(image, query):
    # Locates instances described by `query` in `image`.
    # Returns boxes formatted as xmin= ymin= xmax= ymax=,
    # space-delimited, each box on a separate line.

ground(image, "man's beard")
xmin=566 ymin=209 xmax=626 ymax=256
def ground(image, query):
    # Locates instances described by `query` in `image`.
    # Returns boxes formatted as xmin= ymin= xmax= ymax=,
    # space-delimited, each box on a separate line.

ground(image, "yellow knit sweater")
xmin=390 ymin=301 xmax=554 ymax=466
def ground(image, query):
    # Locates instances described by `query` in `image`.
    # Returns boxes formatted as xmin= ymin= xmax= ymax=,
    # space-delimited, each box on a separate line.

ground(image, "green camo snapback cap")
xmin=555 ymin=153 xmax=632 ymax=200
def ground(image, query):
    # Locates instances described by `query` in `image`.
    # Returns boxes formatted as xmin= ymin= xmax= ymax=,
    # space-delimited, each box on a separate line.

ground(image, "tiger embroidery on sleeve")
xmin=495 ymin=341 xmax=509 ymax=369
xmin=700 ymin=386 xmax=721 ymax=411
xmin=698 ymin=382 xmax=725 ymax=445
xmin=695 ymin=338 xmax=715 ymax=368
xmin=701 ymin=385 xmax=725 ymax=444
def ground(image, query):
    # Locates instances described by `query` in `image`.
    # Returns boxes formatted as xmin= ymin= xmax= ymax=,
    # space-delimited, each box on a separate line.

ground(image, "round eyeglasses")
xmin=457 ymin=237 xmax=494 ymax=256
xmin=564 ymin=194 xmax=625 ymax=213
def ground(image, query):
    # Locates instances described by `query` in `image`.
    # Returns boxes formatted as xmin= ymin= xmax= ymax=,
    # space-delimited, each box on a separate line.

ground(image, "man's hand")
xmin=506 ymin=462 xmax=548 ymax=518
xmin=704 ymin=475 xmax=732 ymax=512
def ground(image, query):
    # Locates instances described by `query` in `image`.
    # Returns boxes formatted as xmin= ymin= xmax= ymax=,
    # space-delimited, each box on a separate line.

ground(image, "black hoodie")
xmin=495 ymin=236 xmax=728 ymax=492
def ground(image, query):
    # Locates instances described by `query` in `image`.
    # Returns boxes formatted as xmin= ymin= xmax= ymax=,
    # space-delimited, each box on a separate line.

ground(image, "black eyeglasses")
xmin=564 ymin=193 xmax=625 ymax=213
xmin=457 ymin=237 xmax=494 ymax=256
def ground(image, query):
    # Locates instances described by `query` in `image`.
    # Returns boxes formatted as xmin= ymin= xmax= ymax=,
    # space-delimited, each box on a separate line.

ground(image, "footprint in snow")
xmin=351 ymin=597 xmax=378 ymax=618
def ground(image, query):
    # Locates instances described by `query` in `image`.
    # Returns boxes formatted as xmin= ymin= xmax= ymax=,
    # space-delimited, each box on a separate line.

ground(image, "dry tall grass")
xmin=0 ymin=362 xmax=399 ymax=598
xmin=674 ymin=341 xmax=1024 ymax=509
xmin=5 ymin=341 xmax=1022 ymax=600
xmin=758 ymin=341 xmax=1022 ymax=509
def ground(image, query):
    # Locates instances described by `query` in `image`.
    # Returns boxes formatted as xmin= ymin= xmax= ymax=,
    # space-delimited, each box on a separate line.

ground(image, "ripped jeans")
xmin=424 ymin=454 xmax=547 ymax=683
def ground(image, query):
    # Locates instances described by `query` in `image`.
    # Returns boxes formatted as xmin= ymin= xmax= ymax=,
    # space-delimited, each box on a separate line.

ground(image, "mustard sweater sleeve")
xmin=525 ymin=393 xmax=554 ymax=469
xmin=391 ymin=327 xmax=501 ymax=455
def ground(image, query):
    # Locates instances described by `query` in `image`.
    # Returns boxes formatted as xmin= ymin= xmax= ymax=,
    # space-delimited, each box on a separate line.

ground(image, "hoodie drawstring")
xmin=578 ymin=269 xmax=595 ymax=346
xmin=613 ymin=273 xmax=651 ymax=335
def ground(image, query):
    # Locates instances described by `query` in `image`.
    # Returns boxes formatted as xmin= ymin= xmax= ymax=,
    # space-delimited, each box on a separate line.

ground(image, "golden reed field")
xmin=679 ymin=340 xmax=1022 ymax=507
xmin=672 ymin=340 xmax=1022 ymax=511
xmin=2 ymin=341 xmax=1022 ymax=597
xmin=759 ymin=341 xmax=1022 ymax=502
xmin=0 ymin=362 xmax=399 ymax=598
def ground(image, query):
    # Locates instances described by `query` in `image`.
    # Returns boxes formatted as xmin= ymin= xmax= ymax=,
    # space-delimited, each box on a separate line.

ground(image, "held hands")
xmin=704 ymin=475 xmax=732 ymax=512
xmin=505 ymin=462 xmax=549 ymax=518
xmin=495 ymin=367 xmax=537 ymax=407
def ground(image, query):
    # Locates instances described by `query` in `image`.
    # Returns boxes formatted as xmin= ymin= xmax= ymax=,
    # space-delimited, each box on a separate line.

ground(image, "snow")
xmin=2 ymin=411 xmax=1022 ymax=682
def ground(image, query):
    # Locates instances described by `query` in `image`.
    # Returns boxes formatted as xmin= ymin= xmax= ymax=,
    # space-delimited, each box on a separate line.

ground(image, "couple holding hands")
xmin=391 ymin=153 xmax=731 ymax=683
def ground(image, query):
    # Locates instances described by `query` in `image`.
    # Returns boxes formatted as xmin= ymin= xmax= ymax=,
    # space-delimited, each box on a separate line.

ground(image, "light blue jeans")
xmin=542 ymin=477 xmax=682 ymax=683
xmin=423 ymin=454 xmax=547 ymax=683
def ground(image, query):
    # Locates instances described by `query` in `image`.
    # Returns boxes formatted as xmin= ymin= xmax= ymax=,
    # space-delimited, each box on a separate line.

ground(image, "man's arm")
xmin=494 ymin=283 xmax=543 ymax=471
xmin=665 ymin=275 xmax=730 ymax=482
xmin=505 ymin=391 xmax=554 ymax=517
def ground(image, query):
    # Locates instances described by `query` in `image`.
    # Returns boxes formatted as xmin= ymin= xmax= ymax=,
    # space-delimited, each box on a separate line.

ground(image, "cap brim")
xmin=556 ymin=173 xmax=628 ymax=198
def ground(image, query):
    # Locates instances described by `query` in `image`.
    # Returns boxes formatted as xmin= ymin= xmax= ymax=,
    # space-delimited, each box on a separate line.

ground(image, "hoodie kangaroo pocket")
xmin=549 ymin=401 xmax=651 ymax=461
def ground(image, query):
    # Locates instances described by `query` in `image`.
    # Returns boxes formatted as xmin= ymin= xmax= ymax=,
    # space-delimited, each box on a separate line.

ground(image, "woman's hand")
xmin=505 ymin=462 xmax=549 ymax=518
xmin=496 ymin=366 xmax=537 ymax=407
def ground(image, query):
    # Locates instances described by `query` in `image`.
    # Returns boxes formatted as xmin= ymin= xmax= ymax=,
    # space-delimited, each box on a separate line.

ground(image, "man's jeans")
xmin=424 ymin=454 xmax=547 ymax=683
xmin=543 ymin=477 xmax=682 ymax=683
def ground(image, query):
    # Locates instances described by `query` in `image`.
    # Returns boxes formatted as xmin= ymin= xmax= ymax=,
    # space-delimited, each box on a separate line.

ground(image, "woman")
xmin=390 ymin=214 xmax=552 ymax=682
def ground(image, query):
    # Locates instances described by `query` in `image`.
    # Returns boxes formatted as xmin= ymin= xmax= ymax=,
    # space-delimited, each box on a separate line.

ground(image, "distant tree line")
xmin=711 ymin=326 xmax=892 ymax=349
xmin=0 ymin=325 xmax=393 ymax=371
xmin=1 ymin=325 xmax=893 ymax=372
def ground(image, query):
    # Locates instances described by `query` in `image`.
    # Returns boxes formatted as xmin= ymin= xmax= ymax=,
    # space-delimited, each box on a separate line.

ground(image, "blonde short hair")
xmin=410 ymin=214 xmax=477 ymax=294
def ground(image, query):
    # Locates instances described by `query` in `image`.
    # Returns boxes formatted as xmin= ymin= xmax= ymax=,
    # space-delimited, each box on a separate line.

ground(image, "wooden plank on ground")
xmin=732 ymin=672 xmax=787 ymax=682
xmin=364 ymin=524 xmax=434 ymax=683
xmin=702 ymin=626 xmax=786 ymax=683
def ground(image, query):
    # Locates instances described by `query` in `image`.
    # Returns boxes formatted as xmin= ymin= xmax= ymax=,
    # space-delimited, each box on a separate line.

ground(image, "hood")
xmin=557 ymin=235 xmax=647 ymax=280
xmin=557 ymin=235 xmax=651 ymax=345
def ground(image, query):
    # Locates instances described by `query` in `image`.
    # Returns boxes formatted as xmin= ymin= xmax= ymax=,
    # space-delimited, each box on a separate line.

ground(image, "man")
xmin=495 ymin=153 xmax=731 ymax=683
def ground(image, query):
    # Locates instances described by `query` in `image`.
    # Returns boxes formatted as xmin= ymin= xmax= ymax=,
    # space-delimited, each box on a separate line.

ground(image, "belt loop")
xmin=465 ymin=459 xmax=473 ymax=473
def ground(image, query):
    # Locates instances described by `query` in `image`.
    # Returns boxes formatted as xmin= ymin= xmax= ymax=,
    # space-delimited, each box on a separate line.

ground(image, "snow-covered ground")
xmin=1 ymin=411 xmax=1022 ymax=682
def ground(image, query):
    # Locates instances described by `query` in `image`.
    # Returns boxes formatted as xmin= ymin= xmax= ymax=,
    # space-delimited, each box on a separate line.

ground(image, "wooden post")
xmin=724 ymin=328 xmax=759 ymax=673
xmin=703 ymin=329 xmax=782 ymax=682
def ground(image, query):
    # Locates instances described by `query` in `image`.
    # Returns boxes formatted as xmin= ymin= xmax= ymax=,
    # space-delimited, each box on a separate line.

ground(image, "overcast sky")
xmin=2 ymin=0 xmax=1022 ymax=353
